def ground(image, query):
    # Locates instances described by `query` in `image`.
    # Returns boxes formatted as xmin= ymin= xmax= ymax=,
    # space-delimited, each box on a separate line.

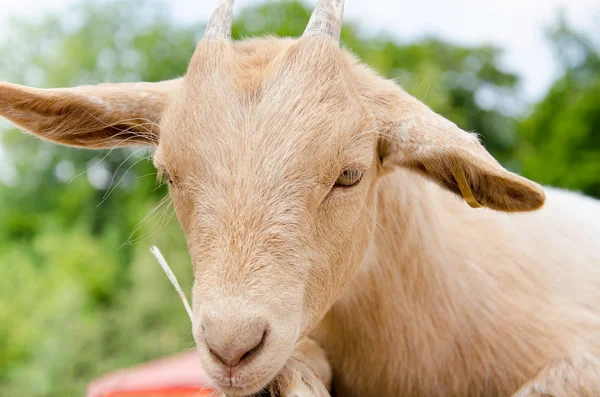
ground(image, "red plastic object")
xmin=107 ymin=387 xmax=217 ymax=397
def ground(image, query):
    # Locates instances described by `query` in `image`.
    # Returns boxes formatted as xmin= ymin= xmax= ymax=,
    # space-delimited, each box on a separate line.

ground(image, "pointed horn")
xmin=303 ymin=0 xmax=345 ymax=41
xmin=203 ymin=0 xmax=235 ymax=40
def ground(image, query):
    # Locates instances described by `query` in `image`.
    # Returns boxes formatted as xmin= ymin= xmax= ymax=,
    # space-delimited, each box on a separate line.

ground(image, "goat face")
xmin=153 ymin=35 xmax=378 ymax=393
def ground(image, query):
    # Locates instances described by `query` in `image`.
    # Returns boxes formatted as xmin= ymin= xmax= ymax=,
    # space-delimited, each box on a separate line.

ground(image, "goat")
xmin=1 ymin=0 xmax=599 ymax=396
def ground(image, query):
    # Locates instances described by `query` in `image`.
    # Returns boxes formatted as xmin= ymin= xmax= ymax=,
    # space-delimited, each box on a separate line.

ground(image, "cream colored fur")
xmin=1 ymin=33 xmax=599 ymax=397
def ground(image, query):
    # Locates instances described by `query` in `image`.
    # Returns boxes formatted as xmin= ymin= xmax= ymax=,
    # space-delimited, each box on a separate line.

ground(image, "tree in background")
xmin=518 ymin=19 xmax=600 ymax=197
xmin=0 ymin=1 xmax=597 ymax=395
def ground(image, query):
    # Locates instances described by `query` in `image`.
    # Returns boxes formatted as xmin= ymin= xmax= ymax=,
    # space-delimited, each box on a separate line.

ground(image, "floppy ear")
xmin=0 ymin=79 xmax=181 ymax=149
xmin=378 ymin=90 xmax=545 ymax=212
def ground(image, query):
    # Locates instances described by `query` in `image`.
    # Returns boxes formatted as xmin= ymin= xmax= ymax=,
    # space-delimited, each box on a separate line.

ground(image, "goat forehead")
xmin=172 ymin=37 xmax=362 ymax=134
xmin=159 ymin=105 xmax=369 ymax=194
xmin=159 ymin=54 xmax=369 ymax=182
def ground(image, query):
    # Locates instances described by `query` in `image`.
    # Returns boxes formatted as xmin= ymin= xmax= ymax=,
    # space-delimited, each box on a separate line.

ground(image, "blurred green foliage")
xmin=519 ymin=19 xmax=600 ymax=197
xmin=0 ymin=0 xmax=597 ymax=395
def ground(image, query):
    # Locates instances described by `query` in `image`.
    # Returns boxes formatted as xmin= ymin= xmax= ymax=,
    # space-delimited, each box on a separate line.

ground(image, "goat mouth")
xmin=216 ymin=381 xmax=270 ymax=396
xmin=214 ymin=363 xmax=281 ymax=397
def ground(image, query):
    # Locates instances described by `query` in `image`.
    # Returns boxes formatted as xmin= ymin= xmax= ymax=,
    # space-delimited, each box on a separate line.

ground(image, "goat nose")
xmin=203 ymin=317 xmax=267 ymax=368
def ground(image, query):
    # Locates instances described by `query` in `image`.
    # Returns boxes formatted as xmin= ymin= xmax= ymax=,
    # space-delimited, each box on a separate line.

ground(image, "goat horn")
xmin=203 ymin=0 xmax=235 ymax=40
xmin=303 ymin=0 xmax=345 ymax=41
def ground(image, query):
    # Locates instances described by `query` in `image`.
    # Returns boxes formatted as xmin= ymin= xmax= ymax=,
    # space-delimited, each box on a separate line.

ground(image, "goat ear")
xmin=378 ymin=91 xmax=545 ymax=212
xmin=0 ymin=79 xmax=181 ymax=149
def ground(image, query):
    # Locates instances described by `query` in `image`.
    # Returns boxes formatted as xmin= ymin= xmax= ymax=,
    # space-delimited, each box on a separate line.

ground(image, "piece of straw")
xmin=150 ymin=245 xmax=194 ymax=324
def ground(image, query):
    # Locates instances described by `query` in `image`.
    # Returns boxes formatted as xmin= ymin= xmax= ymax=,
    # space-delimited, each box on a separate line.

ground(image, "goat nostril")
xmin=239 ymin=328 xmax=267 ymax=363
xmin=206 ymin=327 xmax=268 ymax=368
xmin=208 ymin=344 xmax=228 ymax=366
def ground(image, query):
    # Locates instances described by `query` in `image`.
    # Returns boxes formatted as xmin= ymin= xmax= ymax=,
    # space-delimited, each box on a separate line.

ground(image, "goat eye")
xmin=335 ymin=169 xmax=363 ymax=187
xmin=158 ymin=169 xmax=173 ymax=185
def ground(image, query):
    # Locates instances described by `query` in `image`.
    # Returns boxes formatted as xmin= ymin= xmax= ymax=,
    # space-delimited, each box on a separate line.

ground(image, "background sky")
xmin=1 ymin=0 xmax=599 ymax=102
